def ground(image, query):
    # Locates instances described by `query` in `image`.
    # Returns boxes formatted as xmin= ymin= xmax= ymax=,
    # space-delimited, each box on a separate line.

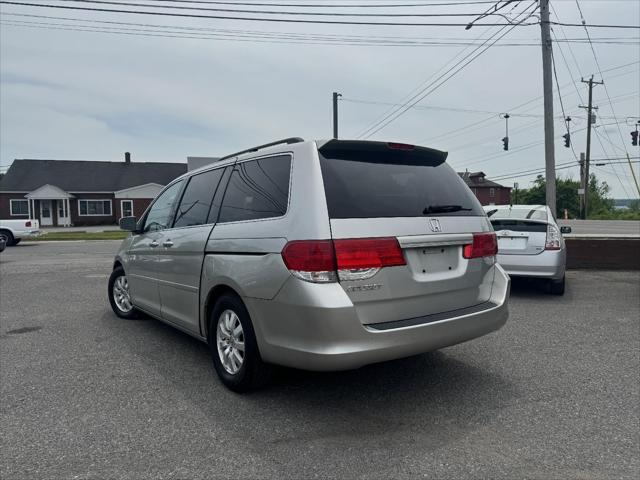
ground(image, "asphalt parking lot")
xmin=1 ymin=241 xmax=638 ymax=479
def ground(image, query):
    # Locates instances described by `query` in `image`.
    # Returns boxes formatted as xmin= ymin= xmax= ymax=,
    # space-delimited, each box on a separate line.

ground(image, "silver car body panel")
xmin=114 ymin=139 xmax=510 ymax=370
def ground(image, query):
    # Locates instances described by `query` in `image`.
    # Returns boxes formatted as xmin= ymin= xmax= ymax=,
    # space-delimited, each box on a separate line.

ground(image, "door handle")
xmin=162 ymin=240 xmax=174 ymax=248
xmin=149 ymin=241 xmax=159 ymax=248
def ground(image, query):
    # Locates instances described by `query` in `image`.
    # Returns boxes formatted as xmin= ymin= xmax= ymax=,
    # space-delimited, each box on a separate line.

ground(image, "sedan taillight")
xmin=545 ymin=224 xmax=561 ymax=250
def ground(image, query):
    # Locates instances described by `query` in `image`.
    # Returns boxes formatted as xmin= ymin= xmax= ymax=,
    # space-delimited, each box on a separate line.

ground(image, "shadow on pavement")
xmin=102 ymin=306 xmax=517 ymax=442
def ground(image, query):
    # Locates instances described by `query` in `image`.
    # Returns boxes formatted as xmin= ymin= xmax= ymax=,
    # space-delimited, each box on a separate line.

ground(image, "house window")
xmin=10 ymin=199 xmax=29 ymax=216
xmin=121 ymin=200 xmax=133 ymax=218
xmin=489 ymin=188 xmax=495 ymax=198
xmin=78 ymin=199 xmax=112 ymax=216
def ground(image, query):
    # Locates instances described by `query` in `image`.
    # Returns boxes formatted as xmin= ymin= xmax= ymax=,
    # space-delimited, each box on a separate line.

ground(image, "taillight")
xmin=334 ymin=237 xmax=405 ymax=281
xmin=25 ymin=221 xmax=31 ymax=227
xmin=281 ymin=237 xmax=406 ymax=283
xmin=463 ymin=232 xmax=498 ymax=259
xmin=281 ymin=240 xmax=337 ymax=283
xmin=545 ymin=224 xmax=561 ymax=250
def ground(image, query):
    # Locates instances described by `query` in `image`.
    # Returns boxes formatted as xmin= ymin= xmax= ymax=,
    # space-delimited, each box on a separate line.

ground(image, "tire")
xmin=13 ymin=239 xmax=21 ymax=245
xmin=550 ymin=276 xmax=566 ymax=296
xmin=108 ymin=266 xmax=140 ymax=319
xmin=0 ymin=230 xmax=15 ymax=246
xmin=208 ymin=293 xmax=271 ymax=392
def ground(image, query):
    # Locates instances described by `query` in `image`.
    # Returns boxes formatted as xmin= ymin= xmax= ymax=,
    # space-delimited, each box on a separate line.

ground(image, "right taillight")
xmin=281 ymin=237 xmax=406 ymax=283
xmin=545 ymin=224 xmax=561 ymax=250
xmin=463 ymin=232 xmax=498 ymax=259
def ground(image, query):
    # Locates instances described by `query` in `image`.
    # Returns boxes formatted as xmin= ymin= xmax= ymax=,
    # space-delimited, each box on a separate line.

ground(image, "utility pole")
xmin=332 ymin=92 xmax=341 ymax=139
xmin=540 ymin=0 xmax=556 ymax=217
xmin=579 ymin=76 xmax=603 ymax=219
xmin=579 ymin=152 xmax=586 ymax=219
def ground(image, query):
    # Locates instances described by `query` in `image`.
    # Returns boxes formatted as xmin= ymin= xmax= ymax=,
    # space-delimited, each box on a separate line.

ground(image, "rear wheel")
xmin=0 ymin=230 xmax=14 ymax=246
xmin=550 ymin=276 xmax=565 ymax=295
xmin=208 ymin=293 xmax=271 ymax=392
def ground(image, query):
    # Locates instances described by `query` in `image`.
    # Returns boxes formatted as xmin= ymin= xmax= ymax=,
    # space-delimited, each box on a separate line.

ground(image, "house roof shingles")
xmin=0 ymin=159 xmax=187 ymax=192
xmin=457 ymin=171 xmax=508 ymax=189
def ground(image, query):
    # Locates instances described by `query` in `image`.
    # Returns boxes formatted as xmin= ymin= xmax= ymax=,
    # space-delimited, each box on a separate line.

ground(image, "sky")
xmin=1 ymin=0 xmax=639 ymax=198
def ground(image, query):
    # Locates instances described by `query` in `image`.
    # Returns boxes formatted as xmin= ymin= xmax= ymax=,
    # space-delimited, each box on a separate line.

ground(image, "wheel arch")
xmin=202 ymin=284 xmax=243 ymax=341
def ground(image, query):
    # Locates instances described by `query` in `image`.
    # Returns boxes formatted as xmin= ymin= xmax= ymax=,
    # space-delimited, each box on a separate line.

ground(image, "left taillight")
xmin=463 ymin=232 xmax=498 ymax=259
xmin=545 ymin=224 xmax=561 ymax=250
xmin=25 ymin=221 xmax=31 ymax=227
xmin=281 ymin=237 xmax=406 ymax=283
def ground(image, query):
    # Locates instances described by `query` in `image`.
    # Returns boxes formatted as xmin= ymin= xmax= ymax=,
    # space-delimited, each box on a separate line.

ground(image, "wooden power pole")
xmin=540 ymin=0 xmax=557 ymax=217
xmin=579 ymin=76 xmax=603 ymax=219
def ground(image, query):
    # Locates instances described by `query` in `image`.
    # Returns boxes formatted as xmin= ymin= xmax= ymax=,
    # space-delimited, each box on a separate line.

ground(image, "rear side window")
xmin=319 ymin=151 xmax=483 ymax=219
xmin=218 ymin=155 xmax=291 ymax=223
xmin=491 ymin=220 xmax=547 ymax=232
xmin=174 ymin=168 xmax=225 ymax=228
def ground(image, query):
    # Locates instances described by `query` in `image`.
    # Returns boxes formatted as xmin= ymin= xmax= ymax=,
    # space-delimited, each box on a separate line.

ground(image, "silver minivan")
xmin=109 ymin=139 xmax=510 ymax=391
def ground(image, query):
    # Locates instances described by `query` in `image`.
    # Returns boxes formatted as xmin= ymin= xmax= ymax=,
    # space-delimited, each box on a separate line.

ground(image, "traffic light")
xmin=502 ymin=136 xmax=509 ymax=151
xmin=632 ymin=130 xmax=639 ymax=146
xmin=563 ymin=133 xmax=571 ymax=148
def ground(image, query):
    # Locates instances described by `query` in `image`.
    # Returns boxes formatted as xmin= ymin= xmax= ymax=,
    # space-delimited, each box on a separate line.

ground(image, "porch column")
xmin=65 ymin=198 xmax=70 ymax=226
xmin=27 ymin=198 xmax=32 ymax=220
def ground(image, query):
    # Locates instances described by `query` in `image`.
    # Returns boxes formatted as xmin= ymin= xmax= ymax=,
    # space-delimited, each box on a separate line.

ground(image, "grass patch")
xmin=31 ymin=230 xmax=129 ymax=241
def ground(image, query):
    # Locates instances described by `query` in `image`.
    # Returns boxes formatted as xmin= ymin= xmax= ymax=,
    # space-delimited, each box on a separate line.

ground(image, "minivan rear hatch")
xmin=317 ymin=140 xmax=494 ymax=326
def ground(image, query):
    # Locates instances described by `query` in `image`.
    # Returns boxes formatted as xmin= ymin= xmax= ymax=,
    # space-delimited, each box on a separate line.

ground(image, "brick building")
xmin=458 ymin=171 xmax=511 ymax=205
xmin=0 ymin=155 xmax=186 ymax=227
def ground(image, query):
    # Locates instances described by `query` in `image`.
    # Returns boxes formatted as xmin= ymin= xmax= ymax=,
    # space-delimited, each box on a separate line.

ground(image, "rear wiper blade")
xmin=423 ymin=204 xmax=472 ymax=214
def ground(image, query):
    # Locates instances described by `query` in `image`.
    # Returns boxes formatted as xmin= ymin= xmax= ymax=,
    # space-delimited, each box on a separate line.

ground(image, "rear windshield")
xmin=319 ymin=152 xmax=483 ymax=219
xmin=488 ymin=207 xmax=548 ymax=221
xmin=491 ymin=219 xmax=547 ymax=232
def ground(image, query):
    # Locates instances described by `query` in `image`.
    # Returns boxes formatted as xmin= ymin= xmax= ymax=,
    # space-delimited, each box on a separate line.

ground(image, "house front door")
xmin=40 ymin=200 xmax=53 ymax=226
xmin=57 ymin=200 xmax=70 ymax=226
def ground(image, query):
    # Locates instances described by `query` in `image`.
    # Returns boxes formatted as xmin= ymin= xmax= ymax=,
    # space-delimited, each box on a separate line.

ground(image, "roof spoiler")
xmin=318 ymin=139 xmax=448 ymax=166
xmin=217 ymin=137 xmax=304 ymax=163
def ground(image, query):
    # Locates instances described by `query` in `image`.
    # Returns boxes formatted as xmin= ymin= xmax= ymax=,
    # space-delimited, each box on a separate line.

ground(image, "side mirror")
xmin=560 ymin=226 xmax=572 ymax=234
xmin=119 ymin=216 xmax=138 ymax=232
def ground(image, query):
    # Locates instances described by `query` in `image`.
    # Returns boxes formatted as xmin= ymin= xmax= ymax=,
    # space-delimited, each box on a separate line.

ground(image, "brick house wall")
xmin=0 ymin=193 xmax=29 ymax=219
xmin=472 ymin=186 xmax=512 ymax=205
xmin=113 ymin=198 xmax=152 ymax=220
xmin=1 ymin=192 xmax=155 ymax=226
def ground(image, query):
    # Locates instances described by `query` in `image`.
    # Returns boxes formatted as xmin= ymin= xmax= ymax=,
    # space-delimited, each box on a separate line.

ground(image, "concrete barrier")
xmin=566 ymin=236 xmax=640 ymax=270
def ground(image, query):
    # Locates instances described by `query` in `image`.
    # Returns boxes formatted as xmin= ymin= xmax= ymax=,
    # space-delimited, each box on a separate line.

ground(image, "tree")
xmin=511 ymin=173 xmax=613 ymax=219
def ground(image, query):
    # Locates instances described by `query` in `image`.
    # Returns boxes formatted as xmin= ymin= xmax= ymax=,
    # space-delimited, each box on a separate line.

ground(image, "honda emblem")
xmin=428 ymin=218 xmax=442 ymax=232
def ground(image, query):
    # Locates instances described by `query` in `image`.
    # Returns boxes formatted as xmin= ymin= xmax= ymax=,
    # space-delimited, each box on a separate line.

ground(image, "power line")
xmin=548 ymin=6 xmax=633 ymax=198
xmin=21 ymin=0 xmax=526 ymax=18
xmin=573 ymin=0 xmax=640 ymax=196
xmin=356 ymin=1 xmax=540 ymax=139
xmin=0 ymin=1 xmax=540 ymax=26
xmin=94 ymin=0 xmax=505 ymax=7
xmin=549 ymin=21 xmax=640 ymax=30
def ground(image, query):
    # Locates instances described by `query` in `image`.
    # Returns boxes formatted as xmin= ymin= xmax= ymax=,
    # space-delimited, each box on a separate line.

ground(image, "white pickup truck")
xmin=0 ymin=219 xmax=41 ymax=246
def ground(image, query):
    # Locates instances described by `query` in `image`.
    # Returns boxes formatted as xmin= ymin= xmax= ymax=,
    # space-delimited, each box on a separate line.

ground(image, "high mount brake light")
xmin=387 ymin=142 xmax=415 ymax=151
xmin=463 ymin=232 xmax=498 ymax=259
xmin=281 ymin=238 xmax=406 ymax=283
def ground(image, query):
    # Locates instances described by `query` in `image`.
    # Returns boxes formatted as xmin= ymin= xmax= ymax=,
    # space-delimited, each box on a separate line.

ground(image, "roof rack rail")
xmin=216 ymin=137 xmax=304 ymax=163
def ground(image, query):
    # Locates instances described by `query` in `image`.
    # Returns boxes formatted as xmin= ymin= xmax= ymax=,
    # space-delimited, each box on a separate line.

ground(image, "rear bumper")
xmin=17 ymin=229 xmax=41 ymax=239
xmin=496 ymin=248 xmax=565 ymax=280
xmin=245 ymin=264 xmax=510 ymax=371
